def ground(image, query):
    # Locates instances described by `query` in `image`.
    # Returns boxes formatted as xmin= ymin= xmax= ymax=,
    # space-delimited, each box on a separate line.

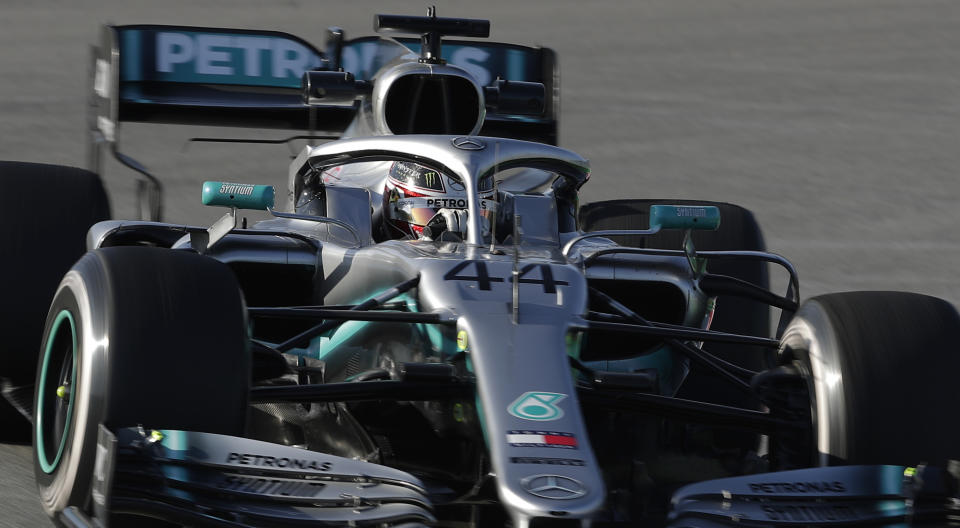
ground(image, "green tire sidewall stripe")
xmin=36 ymin=309 xmax=77 ymax=474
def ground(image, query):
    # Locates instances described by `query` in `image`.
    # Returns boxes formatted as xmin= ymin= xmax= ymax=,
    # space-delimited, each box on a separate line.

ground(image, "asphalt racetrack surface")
xmin=3 ymin=1 xmax=960 ymax=525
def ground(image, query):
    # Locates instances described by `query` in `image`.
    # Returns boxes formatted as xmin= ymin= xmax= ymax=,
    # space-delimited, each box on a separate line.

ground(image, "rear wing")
xmin=88 ymin=24 xmax=559 ymax=220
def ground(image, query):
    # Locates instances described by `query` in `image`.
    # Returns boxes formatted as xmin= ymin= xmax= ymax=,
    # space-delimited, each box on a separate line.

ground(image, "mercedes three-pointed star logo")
xmin=451 ymin=136 xmax=486 ymax=151
xmin=520 ymin=474 xmax=587 ymax=500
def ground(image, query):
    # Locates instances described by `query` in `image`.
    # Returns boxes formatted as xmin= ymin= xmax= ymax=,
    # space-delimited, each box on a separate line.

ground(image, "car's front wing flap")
xmin=70 ymin=424 xmax=435 ymax=528
xmin=668 ymin=464 xmax=960 ymax=527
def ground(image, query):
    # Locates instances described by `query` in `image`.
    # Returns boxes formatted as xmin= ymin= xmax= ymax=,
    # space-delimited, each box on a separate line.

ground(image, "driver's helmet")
xmin=382 ymin=161 xmax=494 ymax=240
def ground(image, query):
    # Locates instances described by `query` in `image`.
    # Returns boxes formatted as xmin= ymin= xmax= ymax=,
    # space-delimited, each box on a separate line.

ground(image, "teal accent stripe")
xmin=159 ymin=429 xmax=188 ymax=451
xmin=507 ymin=49 xmax=523 ymax=81
xmin=36 ymin=310 xmax=77 ymax=474
xmin=122 ymin=30 xmax=142 ymax=81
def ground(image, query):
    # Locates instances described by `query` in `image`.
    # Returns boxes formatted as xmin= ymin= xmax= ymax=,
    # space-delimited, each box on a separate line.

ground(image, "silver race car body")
xmin=5 ymin=11 xmax=959 ymax=528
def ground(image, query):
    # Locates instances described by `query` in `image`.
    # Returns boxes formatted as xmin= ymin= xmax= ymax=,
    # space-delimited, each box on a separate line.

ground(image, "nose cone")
xmin=416 ymin=256 xmax=605 ymax=522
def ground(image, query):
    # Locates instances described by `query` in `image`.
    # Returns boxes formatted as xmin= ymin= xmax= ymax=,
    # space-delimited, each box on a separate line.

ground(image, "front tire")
xmin=33 ymin=247 xmax=249 ymax=521
xmin=779 ymin=291 xmax=960 ymax=467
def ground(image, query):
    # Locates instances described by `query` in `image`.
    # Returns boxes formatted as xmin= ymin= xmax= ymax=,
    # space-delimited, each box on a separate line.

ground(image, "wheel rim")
xmin=36 ymin=310 xmax=77 ymax=474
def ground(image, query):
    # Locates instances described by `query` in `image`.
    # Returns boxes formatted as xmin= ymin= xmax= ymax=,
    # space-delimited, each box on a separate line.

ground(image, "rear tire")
xmin=0 ymin=162 xmax=110 ymax=439
xmin=779 ymin=291 xmax=960 ymax=467
xmin=32 ymin=247 xmax=249 ymax=522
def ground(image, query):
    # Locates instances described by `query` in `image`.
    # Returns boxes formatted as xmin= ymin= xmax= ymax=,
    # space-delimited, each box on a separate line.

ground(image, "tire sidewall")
xmin=780 ymin=291 xmax=960 ymax=467
xmin=778 ymin=299 xmax=847 ymax=467
xmin=33 ymin=263 xmax=109 ymax=517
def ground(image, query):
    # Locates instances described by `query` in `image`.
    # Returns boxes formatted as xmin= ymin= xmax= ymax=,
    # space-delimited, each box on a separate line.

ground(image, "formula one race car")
xmin=2 ymin=11 xmax=959 ymax=528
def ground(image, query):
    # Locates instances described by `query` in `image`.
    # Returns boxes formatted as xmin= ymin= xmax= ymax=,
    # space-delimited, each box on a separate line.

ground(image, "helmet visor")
xmin=389 ymin=162 xmax=446 ymax=192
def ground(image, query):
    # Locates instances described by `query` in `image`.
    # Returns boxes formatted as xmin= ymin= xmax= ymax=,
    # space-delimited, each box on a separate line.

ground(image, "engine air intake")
xmin=384 ymin=74 xmax=481 ymax=135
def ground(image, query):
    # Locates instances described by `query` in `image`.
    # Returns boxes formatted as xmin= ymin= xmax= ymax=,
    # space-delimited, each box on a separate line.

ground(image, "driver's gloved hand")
xmin=423 ymin=208 xmax=468 ymax=241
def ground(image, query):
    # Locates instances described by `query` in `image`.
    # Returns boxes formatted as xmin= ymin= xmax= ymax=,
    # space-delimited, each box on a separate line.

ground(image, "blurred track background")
xmin=2 ymin=1 xmax=959 ymax=525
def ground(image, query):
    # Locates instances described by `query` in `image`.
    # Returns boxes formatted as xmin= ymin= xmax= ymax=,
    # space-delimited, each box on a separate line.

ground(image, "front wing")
xmin=668 ymin=464 xmax=960 ymax=527
xmin=64 ymin=424 xmax=960 ymax=527
xmin=64 ymin=425 xmax=434 ymax=527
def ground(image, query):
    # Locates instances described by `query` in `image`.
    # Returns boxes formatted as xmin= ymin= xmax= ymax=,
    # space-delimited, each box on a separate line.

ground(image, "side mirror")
xmin=649 ymin=205 xmax=720 ymax=231
xmin=202 ymin=181 xmax=274 ymax=211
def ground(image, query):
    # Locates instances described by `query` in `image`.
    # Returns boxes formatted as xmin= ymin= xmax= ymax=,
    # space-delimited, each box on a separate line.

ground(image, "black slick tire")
xmin=0 ymin=162 xmax=110 ymax=440
xmin=779 ymin=291 xmax=960 ymax=467
xmin=32 ymin=247 xmax=249 ymax=522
